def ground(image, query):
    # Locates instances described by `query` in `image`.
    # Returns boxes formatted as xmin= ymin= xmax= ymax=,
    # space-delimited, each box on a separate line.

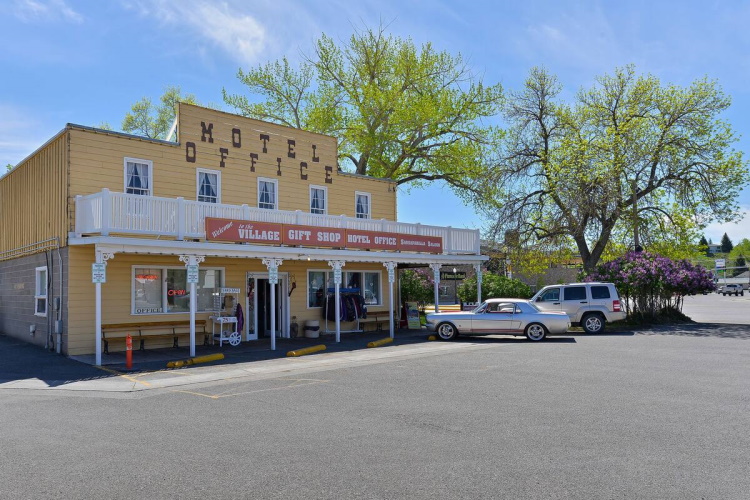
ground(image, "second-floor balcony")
xmin=74 ymin=189 xmax=481 ymax=255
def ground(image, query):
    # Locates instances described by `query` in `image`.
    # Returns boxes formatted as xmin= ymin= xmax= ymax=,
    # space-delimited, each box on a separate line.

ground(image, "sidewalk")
xmin=0 ymin=328 xmax=436 ymax=393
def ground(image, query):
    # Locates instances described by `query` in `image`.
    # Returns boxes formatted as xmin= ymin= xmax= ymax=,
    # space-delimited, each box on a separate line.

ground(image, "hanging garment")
xmin=344 ymin=295 xmax=355 ymax=322
xmin=235 ymin=303 xmax=244 ymax=333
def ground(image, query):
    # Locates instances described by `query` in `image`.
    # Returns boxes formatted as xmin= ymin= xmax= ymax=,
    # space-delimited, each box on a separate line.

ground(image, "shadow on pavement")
xmin=0 ymin=334 xmax=112 ymax=387
xmin=453 ymin=335 xmax=577 ymax=344
xmin=0 ymin=329 xmax=438 ymax=383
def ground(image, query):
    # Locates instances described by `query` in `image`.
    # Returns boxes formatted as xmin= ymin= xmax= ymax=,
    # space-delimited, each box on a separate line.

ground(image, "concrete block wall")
xmin=0 ymin=248 xmax=68 ymax=352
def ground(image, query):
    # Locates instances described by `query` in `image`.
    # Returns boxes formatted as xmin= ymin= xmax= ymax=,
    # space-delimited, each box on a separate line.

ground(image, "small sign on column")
xmin=92 ymin=263 xmax=106 ymax=283
xmin=187 ymin=264 xmax=199 ymax=284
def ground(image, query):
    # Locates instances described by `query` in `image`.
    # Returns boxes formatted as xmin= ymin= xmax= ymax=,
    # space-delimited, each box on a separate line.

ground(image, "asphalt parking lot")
xmin=1 ymin=293 xmax=748 ymax=499
xmin=681 ymin=290 xmax=749 ymax=324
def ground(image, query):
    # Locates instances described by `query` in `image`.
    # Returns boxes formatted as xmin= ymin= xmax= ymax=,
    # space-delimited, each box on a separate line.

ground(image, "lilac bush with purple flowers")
xmin=585 ymin=251 xmax=715 ymax=318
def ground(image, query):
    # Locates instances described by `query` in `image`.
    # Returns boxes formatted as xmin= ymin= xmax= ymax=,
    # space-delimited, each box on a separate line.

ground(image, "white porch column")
xmin=94 ymin=250 xmax=115 ymax=367
xmin=384 ymin=262 xmax=397 ymax=338
xmin=262 ymin=258 xmax=283 ymax=351
xmin=328 ymin=260 xmax=346 ymax=343
xmin=429 ymin=263 xmax=442 ymax=313
xmin=179 ymin=254 xmax=205 ymax=358
xmin=474 ymin=263 xmax=483 ymax=304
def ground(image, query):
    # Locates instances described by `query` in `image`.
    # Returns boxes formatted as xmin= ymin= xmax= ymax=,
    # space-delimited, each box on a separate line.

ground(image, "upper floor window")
xmin=124 ymin=158 xmax=152 ymax=196
xmin=35 ymin=266 xmax=47 ymax=316
xmin=197 ymin=169 xmax=220 ymax=203
xmin=310 ymin=185 xmax=327 ymax=214
xmin=355 ymin=192 xmax=371 ymax=219
xmin=258 ymin=178 xmax=277 ymax=210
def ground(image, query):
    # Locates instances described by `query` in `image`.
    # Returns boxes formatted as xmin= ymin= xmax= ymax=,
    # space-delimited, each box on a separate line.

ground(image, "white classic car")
xmin=426 ymin=298 xmax=571 ymax=341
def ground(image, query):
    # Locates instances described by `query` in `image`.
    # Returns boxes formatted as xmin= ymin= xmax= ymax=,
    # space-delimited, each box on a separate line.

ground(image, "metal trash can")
xmin=304 ymin=320 xmax=320 ymax=339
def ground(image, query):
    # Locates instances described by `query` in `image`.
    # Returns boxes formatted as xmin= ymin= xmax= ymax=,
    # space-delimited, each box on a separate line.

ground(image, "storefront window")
xmin=364 ymin=272 xmax=380 ymax=305
xmin=308 ymin=271 xmax=327 ymax=308
xmin=134 ymin=268 xmax=163 ymax=314
xmin=197 ymin=269 xmax=221 ymax=311
xmin=307 ymin=270 xmax=382 ymax=307
xmin=133 ymin=267 xmax=223 ymax=314
xmin=345 ymin=272 xmax=361 ymax=289
xmin=166 ymin=269 xmax=189 ymax=312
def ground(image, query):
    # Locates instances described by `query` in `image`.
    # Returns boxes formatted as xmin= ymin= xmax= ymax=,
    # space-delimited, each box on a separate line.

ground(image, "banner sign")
xmin=344 ymin=229 xmax=399 ymax=251
xmin=205 ymin=218 xmax=443 ymax=254
xmin=282 ymin=224 xmax=346 ymax=246
xmin=397 ymin=235 xmax=443 ymax=253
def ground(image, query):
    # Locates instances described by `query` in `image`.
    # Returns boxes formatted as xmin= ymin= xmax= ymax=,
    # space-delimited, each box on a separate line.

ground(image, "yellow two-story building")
xmin=0 ymin=103 xmax=486 ymax=364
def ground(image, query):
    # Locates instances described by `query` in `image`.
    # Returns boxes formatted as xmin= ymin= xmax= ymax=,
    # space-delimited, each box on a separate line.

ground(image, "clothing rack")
xmin=323 ymin=288 xmax=364 ymax=334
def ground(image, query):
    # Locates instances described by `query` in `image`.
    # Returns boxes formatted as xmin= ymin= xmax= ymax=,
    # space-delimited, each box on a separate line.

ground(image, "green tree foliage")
xmin=457 ymin=273 xmax=531 ymax=303
xmin=728 ymin=238 xmax=750 ymax=259
xmin=122 ymin=86 xmax=198 ymax=139
xmin=720 ymin=232 xmax=734 ymax=253
xmin=698 ymin=235 xmax=710 ymax=256
xmin=5 ymin=164 xmax=12 ymax=173
xmin=728 ymin=238 xmax=750 ymax=276
xmin=399 ymin=269 xmax=434 ymax=311
xmin=482 ymin=65 xmax=749 ymax=272
xmin=734 ymin=255 xmax=747 ymax=277
xmin=222 ymin=25 xmax=504 ymax=197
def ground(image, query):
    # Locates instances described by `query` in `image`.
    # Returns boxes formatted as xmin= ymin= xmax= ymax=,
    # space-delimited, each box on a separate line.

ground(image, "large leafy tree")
xmin=482 ymin=65 xmax=748 ymax=272
xmin=122 ymin=86 xmax=198 ymax=139
xmin=222 ymin=25 xmax=504 ymax=196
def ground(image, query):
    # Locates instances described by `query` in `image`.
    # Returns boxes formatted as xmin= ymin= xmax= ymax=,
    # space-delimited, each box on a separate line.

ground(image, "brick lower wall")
xmin=0 ymin=248 xmax=68 ymax=352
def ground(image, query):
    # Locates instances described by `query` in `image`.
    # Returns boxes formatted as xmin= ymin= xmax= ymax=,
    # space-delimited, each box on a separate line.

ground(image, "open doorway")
xmin=245 ymin=272 xmax=289 ymax=340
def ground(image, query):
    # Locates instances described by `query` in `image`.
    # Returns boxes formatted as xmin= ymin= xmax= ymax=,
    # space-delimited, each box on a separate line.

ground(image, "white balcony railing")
xmin=74 ymin=189 xmax=481 ymax=255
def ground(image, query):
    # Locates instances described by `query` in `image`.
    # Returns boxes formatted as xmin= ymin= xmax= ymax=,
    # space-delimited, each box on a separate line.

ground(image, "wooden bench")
xmin=359 ymin=312 xmax=392 ymax=332
xmin=101 ymin=320 xmax=208 ymax=354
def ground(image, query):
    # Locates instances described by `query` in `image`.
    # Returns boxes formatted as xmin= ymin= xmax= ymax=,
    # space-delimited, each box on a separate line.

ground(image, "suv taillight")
xmin=613 ymin=300 xmax=621 ymax=312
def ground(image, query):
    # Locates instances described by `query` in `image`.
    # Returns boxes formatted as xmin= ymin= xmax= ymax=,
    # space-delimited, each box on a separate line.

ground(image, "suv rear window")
xmin=563 ymin=286 xmax=586 ymax=301
xmin=591 ymin=286 xmax=611 ymax=299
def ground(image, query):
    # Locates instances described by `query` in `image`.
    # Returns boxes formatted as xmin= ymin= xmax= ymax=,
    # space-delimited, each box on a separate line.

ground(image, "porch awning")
xmin=68 ymin=235 xmax=488 ymax=266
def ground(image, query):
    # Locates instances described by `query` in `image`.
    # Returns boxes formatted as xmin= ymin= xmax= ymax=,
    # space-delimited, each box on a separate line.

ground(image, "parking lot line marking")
xmin=95 ymin=366 xmax=152 ymax=387
xmin=170 ymin=378 xmax=329 ymax=399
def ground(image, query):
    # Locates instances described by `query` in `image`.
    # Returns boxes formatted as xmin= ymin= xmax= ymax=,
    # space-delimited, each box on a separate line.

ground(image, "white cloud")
xmin=12 ymin=0 xmax=83 ymax=23
xmin=703 ymin=208 xmax=750 ymax=243
xmin=124 ymin=0 xmax=267 ymax=65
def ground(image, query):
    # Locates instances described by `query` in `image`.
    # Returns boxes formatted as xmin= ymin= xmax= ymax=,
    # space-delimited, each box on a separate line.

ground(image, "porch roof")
xmin=68 ymin=235 xmax=488 ymax=266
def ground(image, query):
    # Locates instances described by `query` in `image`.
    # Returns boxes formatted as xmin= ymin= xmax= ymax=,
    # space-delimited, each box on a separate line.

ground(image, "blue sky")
xmin=2 ymin=0 xmax=749 ymax=243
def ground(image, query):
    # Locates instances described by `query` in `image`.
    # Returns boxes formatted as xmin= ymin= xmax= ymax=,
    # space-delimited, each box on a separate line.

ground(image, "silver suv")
xmin=530 ymin=282 xmax=626 ymax=334
xmin=721 ymin=284 xmax=744 ymax=296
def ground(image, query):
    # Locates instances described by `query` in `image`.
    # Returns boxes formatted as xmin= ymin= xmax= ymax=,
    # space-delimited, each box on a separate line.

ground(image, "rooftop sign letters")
xmin=205 ymin=218 xmax=443 ymax=254
xmin=184 ymin=119 xmax=334 ymax=185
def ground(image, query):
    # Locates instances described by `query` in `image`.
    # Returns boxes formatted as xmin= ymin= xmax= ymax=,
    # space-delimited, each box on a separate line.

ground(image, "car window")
xmin=497 ymin=303 xmax=515 ymax=314
xmin=473 ymin=303 xmax=488 ymax=314
xmin=487 ymin=302 xmax=515 ymax=313
xmin=539 ymin=288 xmax=560 ymax=301
xmin=563 ymin=286 xmax=587 ymax=301
xmin=523 ymin=302 xmax=540 ymax=313
xmin=591 ymin=286 xmax=610 ymax=299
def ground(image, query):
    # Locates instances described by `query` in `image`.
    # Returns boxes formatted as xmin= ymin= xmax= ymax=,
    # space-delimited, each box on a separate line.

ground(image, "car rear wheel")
xmin=582 ymin=314 xmax=605 ymax=334
xmin=436 ymin=322 xmax=458 ymax=341
xmin=525 ymin=323 xmax=547 ymax=341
